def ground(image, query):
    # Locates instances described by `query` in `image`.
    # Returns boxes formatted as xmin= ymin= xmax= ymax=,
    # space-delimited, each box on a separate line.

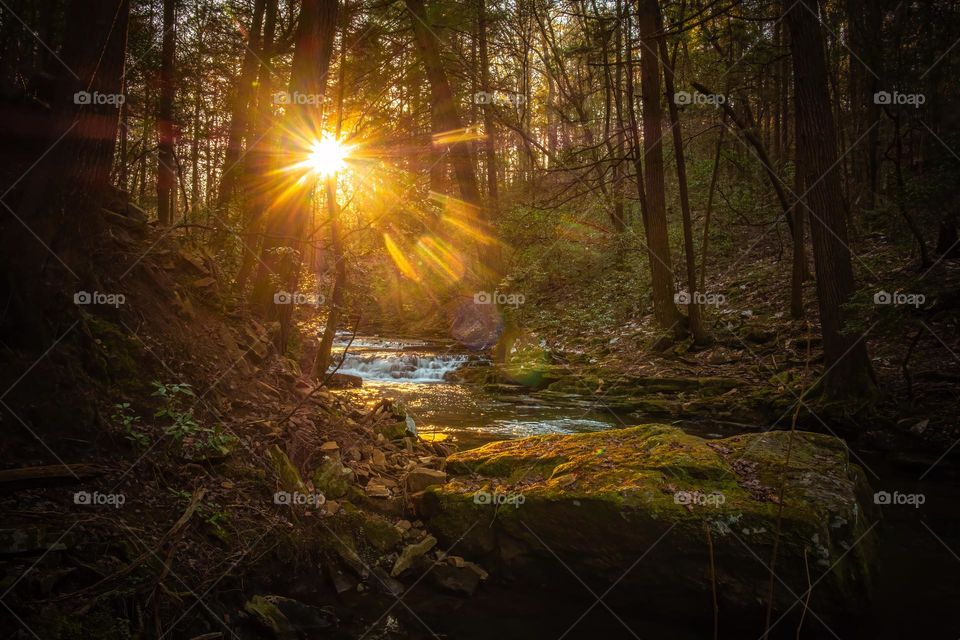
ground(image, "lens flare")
xmin=304 ymin=136 xmax=350 ymax=176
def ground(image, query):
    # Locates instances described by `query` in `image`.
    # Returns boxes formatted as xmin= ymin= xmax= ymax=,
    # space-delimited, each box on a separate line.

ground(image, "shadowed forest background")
xmin=1 ymin=0 xmax=959 ymax=638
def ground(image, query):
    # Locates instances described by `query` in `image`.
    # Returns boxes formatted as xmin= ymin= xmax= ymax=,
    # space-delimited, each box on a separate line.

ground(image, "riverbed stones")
xmin=312 ymin=457 xmax=352 ymax=499
xmin=420 ymin=424 xmax=877 ymax=625
xmin=244 ymin=595 xmax=336 ymax=639
xmin=391 ymin=534 xmax=437 ymax=577
xmin=365 ymin=479 xmax=391 ymax=498
xmin=404 ymin=467 xmax=447 ymax=494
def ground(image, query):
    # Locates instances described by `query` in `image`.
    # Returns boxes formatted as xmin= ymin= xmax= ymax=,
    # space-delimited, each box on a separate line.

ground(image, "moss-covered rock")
xmin=312 ymin=457 xmax=352 ymax=499
xmin=420 ymin=424 xmax=877 ymax=625
xmin=244 ymin=595 xmax=335 ymax=639
xmin=266 ymin=445 xmax=305 ymax=494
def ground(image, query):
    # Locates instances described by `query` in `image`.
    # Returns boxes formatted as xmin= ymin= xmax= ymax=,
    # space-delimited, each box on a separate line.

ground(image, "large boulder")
xmin=418 ymin=425 xmax=877 ymax=632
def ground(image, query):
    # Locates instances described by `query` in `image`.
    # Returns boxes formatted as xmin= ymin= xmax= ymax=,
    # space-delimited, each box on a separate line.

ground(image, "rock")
xmin=365 ymin=480 xmax=390 ymax=498
xmin=396 ymin=519 xmax=412 ymax=533
xmin=326 ymin=372 xmax=363 ymax=388
xmin=391 ymin=534 xmax=437 ymax=577
xmin=420 ymin=425 xmax=878 ymax=626
xmin=376 ymin=421 xmax=408 ymax=441
xmin=404 ymin=467 xmax=447 ymax=494
xmin=312 ymin=457 xmax=352 ymax=499
xmin=320 ymin=441 xmax=340 ymax=458
xmin=324 ymin=500 xmax=340 ymax=515
xmin=178 ymin=250 xmax=210 ymax=275
xmin=327 ymin=564 xmax=358 ymax=594
xmin=344 ymin=446 xmax=361 ymax=462
xmin=266 ymin=445 xmax=305 ymax=494
xmin=244 ymin=595 xmax=335 ymax=639
xmin=429 ymin=558 xmax=488 ymax=596
xmin=370 ymin=448 xmax=387 ymax=467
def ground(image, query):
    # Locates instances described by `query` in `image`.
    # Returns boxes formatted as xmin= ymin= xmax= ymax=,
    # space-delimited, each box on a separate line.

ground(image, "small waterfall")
xmin=334 ymin=352 xmax=469 ymax=382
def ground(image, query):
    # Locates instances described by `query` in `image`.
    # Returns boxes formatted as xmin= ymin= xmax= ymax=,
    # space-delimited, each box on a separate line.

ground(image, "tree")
xmin=1 ymin=0 xmax=130 ymax=347
xmin=657 ymin=4 xmax=706 ymax=344
xmin=250 ymin=0 xmax=340 ymax=351
xmin=786 ymin=0 xmax=875 ymax=397
xmin=157 ymin=0 xmax=177 ymax=226
xmin=636 ymin=0 xmax=682 ymax=332
xmin=405 ymin=0 xmax=492 ymax=281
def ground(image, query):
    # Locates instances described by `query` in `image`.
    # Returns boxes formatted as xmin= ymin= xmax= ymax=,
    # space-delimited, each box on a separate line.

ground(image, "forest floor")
xmin=2 ymin=212 xmax=958 ymax=639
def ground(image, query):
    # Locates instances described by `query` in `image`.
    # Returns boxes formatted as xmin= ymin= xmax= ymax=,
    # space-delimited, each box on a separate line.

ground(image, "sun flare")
xmin=305 ymin=136 xmax=350 ymax=176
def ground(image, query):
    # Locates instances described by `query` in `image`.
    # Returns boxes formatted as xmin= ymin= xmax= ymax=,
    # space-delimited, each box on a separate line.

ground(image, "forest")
xmin=0 ymin=0 xmax=958 ymax=637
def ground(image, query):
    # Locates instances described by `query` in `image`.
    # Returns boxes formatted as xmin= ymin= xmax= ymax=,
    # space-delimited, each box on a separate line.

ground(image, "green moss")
xmin=266 ymin=445 xmax=305 ymax=493
xmin=428 ymin=424 xmax=876 ymax=605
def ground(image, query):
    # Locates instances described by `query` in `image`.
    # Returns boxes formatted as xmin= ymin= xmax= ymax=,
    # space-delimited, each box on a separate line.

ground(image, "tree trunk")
xmin=786 ymin=0 xmax=875 ymax=398
xmin=0 ymin=0 xmax=129 ymax=347
xmin=214 ymin=0 xmax=266 ymax=214
xmin=405 ymin=0 xmax=494 ymax=281
xmin=477 ymin=0 xmax=499 ymax=209
xmin=657 ymin=9 xmax=706 ymax=343
xmin=249 ymin=0 xmax=339 ymax=326
xmin=156 ymin=0 xmax=177 ymax=226
xmin=636 ymin=0 xmax=682 ymax=332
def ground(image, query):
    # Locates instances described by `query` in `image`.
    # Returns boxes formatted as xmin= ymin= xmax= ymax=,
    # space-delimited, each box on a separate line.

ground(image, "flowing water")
xmin=331 ymin=335 xmax=653 ymax=447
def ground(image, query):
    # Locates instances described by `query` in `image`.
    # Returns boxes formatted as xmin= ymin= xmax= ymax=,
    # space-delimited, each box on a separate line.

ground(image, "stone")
xmin=326 ymin=372 xmax=363 ymax=388
xmin=312 ymin=457 xmax=351 ymax=499
xmin=404 ymin=467 xmax=447 ymax=494
xmin=365 ymin=480 xmax=390 ymax=498
xmin=371 ymin=448 xmax=387 ymax=467
xmin=390 ymin=534 xmax=437 ymax=577
xmin=324 ymin=500 xmax=340 ymax=515
xmin=429 ymin=559 xmax=488 ymax=596
xmin=244 ymin=595 xmax=335 ymax=639
xmin=320 ymin=441 xmax=340 ymax=458
xmin=420 ymin=425 xmax=878 ymax=625
xmin=266 ymin=445 xmax=305 ymax=494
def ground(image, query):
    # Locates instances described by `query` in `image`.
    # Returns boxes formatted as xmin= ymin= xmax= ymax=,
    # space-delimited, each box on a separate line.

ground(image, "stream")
xmin=328 ymin=336 xmax=960 ymax=639
xmin=331 ymin=335 xmax=733 ymax=448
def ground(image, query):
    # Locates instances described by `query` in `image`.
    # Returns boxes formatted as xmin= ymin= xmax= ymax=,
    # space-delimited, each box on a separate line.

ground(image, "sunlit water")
xmin=330 ymin=335 xmax=624 ymax=448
